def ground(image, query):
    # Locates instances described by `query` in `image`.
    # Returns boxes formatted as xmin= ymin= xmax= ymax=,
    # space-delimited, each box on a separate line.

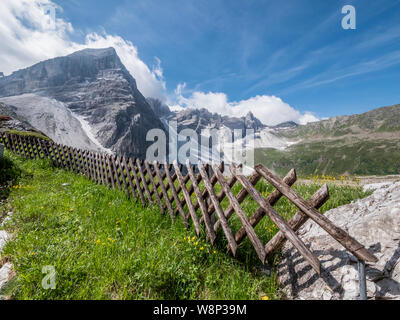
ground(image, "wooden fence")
xmin=0 ymin=131 xmax=378 ymax=274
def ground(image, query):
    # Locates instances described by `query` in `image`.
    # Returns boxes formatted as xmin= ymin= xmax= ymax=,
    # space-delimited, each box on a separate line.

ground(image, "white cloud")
xmin=0 ymin=0 xmax=166 ymax=100
xmin=174 ymin=87 xmax=319 ymax=126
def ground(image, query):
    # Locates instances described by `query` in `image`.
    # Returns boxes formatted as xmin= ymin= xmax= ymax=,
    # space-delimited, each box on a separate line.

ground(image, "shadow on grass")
xmin=0 ymin=156 xmax=22 ymax=202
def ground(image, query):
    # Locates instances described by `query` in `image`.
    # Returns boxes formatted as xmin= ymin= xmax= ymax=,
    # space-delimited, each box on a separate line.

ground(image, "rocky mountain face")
xmin=0 ymin=48 xmax=165 ymax=158
xmin=165 ymin=107 xmax=265 ymax=133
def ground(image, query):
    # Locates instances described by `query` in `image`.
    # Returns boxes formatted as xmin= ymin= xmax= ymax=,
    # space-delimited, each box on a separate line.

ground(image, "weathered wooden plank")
xmin=101 ymin=154 xmax=109 ymax=186
xmin=31 ymin=137 xmax=40 ymax=159
xmin=212 ymin=163 xmax=266 ymax=262
xmin=164 ymin=162 xmax=188 ymax=228
xmin=66 ymin=147 xmax=77 ymax=172
xmin=110 ymin=155 xmax=121 ymax=189
xmin=18 ymin=135 xmax=27 ymax=158
xmin=234 ymin=169 xmax=297 ymax=246
xmin=38 ymin=138 xmax=50 ymax=160
xmin=265 ymin=184 xmax=330 ymax=257
xmin=92 ymin=152 xmax=99 ymax=183
xmin=173 ymin=165 xmax=200 ymax=218
xmin=186 ymin=160 xmax=217 ymax=244
xmin=77 ymin=149 xmax=85 ymax=175
xmin=9 ymin=134 xmax=17 ymax=154
xmin=154 ymin=161 xmax=174 ymax=219
xmin=198 ymin=161 xmax=238 ymax=255
xmin=53 ymin=142 xmax=64 ymax=168
xmin=129 ymin=158 xmax=146 ymax=206
xmin=22 ymin=136 xmax=31 ymax=158
xmin=105 ymin=155 xmax=115 ymax=189
xmin=64 ymin=145 xmax=73 ymax=170
xmin=145 ymin=161 xmax=165 ymax=213
xmin=83 ymin=150 xmax=90 ymax=177
xmin=230 ymin=164 xmax=321 ymax=272
xmin=116 ymin=156 xmax=130 ymax=197
xmin=89 ymin=152 xmax=96 ymax=181
xmin=212 ymin=175 xmax=244 ymax=232
xmin=194 ymin=162 xmax=224 ymax=214
xmin=121 ymin=156 xmax=135 ymax=199
xmin=136 ymin=159 xmax=153 ymax=205
xmin=100 ymin=153 xmax=108 ymax=185
xmin=255 ymin=164 xmax=378 ymax=263
xmin=173 ymin=161 xmax=201 ymax=235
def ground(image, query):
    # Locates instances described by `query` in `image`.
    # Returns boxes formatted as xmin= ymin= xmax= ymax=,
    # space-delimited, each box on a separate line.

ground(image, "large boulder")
xmin=278 ymin=182 xmax=400 ymax=300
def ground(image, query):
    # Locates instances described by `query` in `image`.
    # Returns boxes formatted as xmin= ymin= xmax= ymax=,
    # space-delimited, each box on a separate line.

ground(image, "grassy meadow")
xmin=0 ymin=150 xmax=372 ymax=300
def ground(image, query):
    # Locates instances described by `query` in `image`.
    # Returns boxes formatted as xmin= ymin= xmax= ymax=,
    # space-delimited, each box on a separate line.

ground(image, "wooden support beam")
xmin=186 ymin=160 xmax=217 ymax=245
xmin=173 ymin=161 xmax=201 ymax=236
xmin=255 ymin=164 xmax=378 ymax=263
xmin=265 ymin=184 xmax=329 ymax=257
xmin=212 ymin=163 xmax=266 ymax=262
xmin=230 ymin=164 xmax=321 ymax=273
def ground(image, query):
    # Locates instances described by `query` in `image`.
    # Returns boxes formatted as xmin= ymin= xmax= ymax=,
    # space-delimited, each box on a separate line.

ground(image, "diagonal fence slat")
xmin=173 ymin=161 xmax=201 ymax=235
xmin=145 ymin=160 xmax=165 ymax=214
xmin=136 ymin=159 xmax=153 ymax=205
xmin=265 ymin=184 xmax=329 ymax=257
xmin=153 ymin=161 xmax=174 ymax=219
xmin=230 ymin=164 xmax=321 ymax=273
xmin=198 ymin=161 xmax=238 ymax=255
xmin=233 ymin=169 xmax=297 ymax=247
xmin=211 ymin=163 xmax=266 ymax=263
xmin=186 ymin=160 xmax=217 ymax=245
xmin=255 ymin=164 xmax=378 ymax=263
xmin=164 ymin=162 xmax=188 ymax=228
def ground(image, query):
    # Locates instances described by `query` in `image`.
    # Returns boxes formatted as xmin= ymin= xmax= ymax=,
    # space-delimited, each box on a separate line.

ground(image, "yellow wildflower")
xmin=200 ymin=247 xmax=204 ymax=251
xmin=261 ymin=296 xmax=270 ymax=300
xmin=213 ymin=250 xmax=217 ymax=254
xmin=194 ymin=241 xmax=199 ymax=246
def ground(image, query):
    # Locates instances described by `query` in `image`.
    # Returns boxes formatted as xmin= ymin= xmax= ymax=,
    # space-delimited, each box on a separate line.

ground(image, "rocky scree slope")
xmin=278 ymin=181 xmax=400 ymax=300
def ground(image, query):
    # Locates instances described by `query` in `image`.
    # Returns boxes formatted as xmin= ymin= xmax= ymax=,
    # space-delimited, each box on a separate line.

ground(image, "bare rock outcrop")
xmin=0 ymin=48 xmax=165 ymax=158
xmin=278 ymin=182 xmax=400 ymax=300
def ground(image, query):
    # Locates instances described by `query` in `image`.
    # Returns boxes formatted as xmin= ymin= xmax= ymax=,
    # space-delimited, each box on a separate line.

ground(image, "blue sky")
xmin=50 ymin=0 xmax=400 ymax=119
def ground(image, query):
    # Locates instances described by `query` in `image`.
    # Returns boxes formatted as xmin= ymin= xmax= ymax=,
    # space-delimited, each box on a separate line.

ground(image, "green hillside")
xmin=257 ymin=104 xmax=400 ymax=176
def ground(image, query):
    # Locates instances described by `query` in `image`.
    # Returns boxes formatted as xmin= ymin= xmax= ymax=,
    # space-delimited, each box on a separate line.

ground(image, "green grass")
xmin=0 ymin=150 xmax=372 ymax=300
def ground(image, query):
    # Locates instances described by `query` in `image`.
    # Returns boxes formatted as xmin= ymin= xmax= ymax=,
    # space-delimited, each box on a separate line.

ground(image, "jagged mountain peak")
xmin=68 ymin=47 xmax=118 ymax=58
xmin=0 ymin=48 xmax=165 ymax=158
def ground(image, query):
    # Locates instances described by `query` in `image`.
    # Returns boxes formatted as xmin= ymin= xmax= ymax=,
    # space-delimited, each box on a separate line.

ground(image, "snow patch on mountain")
xmin=73 ymin=113 xmax=113 ymax=154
